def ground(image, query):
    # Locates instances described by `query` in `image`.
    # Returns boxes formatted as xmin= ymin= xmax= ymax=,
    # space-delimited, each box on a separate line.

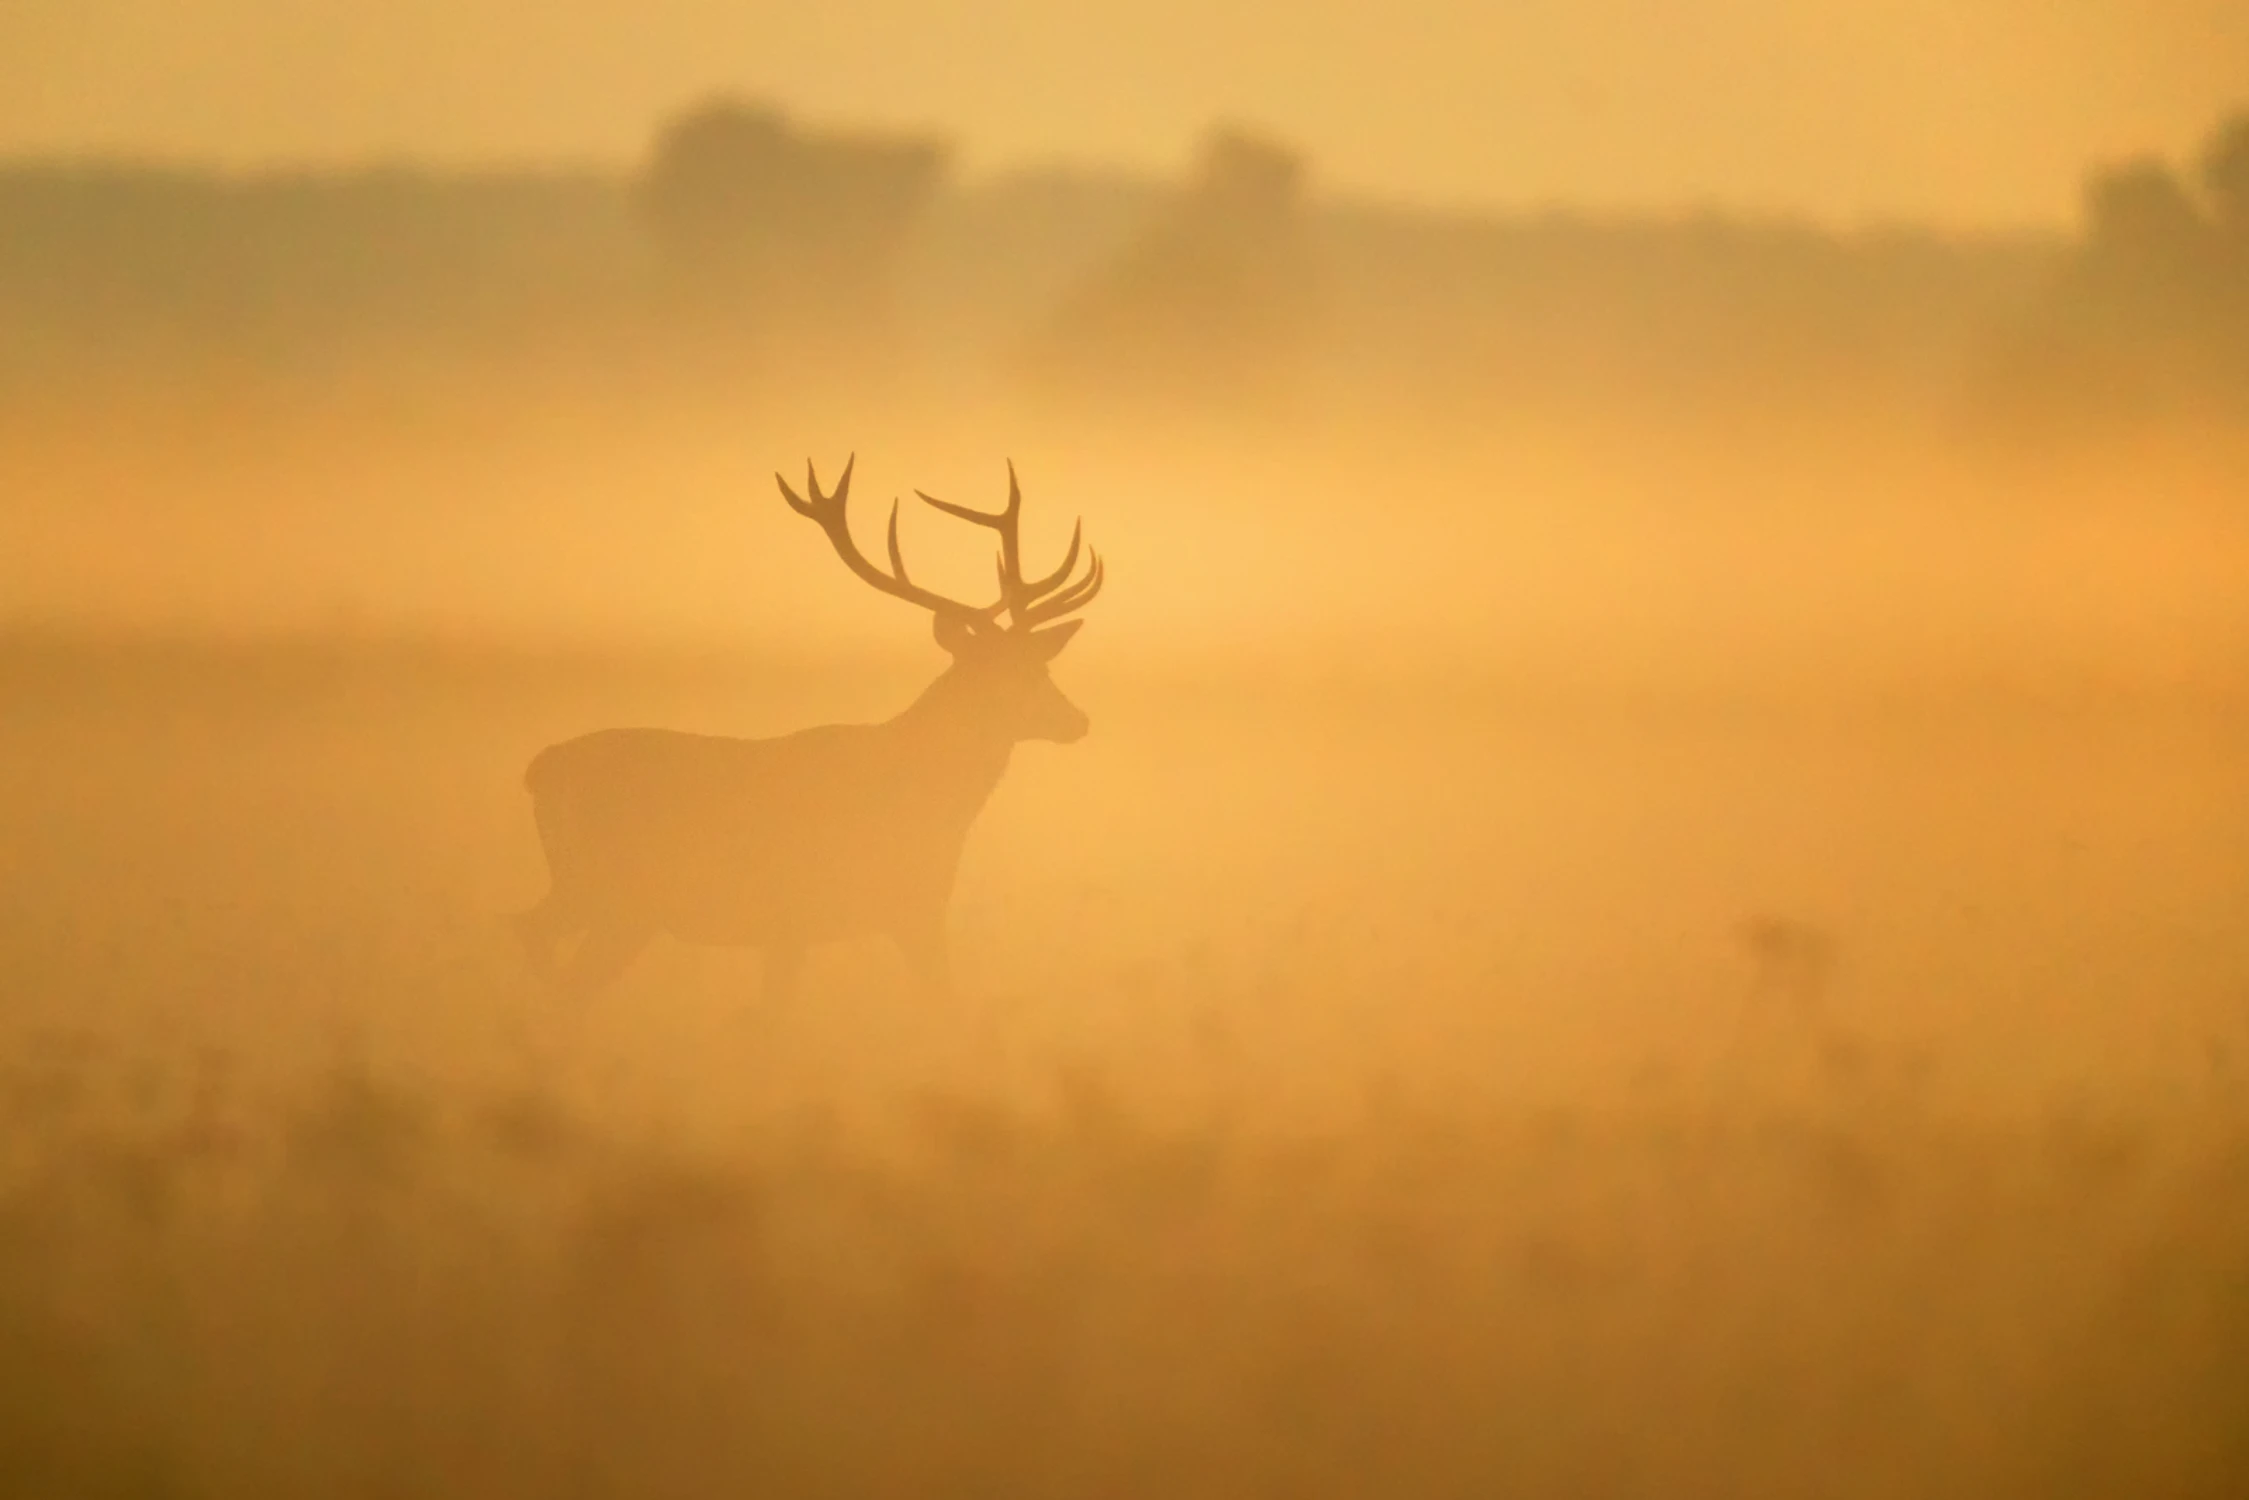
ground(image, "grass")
xmin=1 ymin=633 xmax=2245 ymax=1497
xmin=1 ymin=1036 xmax=2244 ymax=1498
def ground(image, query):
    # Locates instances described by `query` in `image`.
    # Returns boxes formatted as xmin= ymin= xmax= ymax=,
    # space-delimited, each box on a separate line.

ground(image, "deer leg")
xmin=761 ymin=944 xmax=806 ymax=1005
xmin=558 ymin=924 xmax=653 ymax=998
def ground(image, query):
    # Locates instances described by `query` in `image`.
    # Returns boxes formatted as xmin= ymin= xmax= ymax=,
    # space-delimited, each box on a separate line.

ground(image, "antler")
xmin=780 ymin=456 xmax=1103 ymax=634
xmin=776 ymin=455 xmax=1006 ymax=626
xmin=916 ymin=460 xmax=1105 ymax=632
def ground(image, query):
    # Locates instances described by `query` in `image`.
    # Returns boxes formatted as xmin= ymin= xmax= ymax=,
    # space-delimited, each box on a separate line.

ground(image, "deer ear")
xmin=1026 ymin=619 xmax=1083 ymax=661
xmin=933 ymin=613 xmax=977 ymax=657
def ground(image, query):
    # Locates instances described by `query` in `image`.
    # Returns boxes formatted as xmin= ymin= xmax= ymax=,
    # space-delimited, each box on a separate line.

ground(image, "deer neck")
xmin=888 ymin=672 xmax=1016 ymax=811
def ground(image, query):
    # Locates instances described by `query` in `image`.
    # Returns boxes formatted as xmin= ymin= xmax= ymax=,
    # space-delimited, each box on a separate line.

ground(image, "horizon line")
xmin=0 ymin=145 xmax=2074 ymax=244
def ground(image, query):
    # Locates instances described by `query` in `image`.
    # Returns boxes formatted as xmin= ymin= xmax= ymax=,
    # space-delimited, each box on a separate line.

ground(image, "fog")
xmin=2 ymin=92 xmax=2247 ymax=1500
xmin=9 ymin=0 xmax=2249 ymax=224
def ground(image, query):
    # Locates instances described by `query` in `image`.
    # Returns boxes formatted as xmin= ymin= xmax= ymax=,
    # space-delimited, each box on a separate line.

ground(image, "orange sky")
xmin=2 ymin=1 xmax=2244 ymax=227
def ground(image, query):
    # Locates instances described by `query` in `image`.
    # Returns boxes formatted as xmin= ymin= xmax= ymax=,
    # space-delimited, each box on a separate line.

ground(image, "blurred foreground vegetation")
xmin=2 ymin=1030 xmax=2245 ymax=1499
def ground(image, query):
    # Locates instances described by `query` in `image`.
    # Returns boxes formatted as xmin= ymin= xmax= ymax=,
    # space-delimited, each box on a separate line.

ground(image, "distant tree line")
xmin=636 ymin=97 xmax=948 ymax=366
xmin=0 ymin=99 xmax=2129 ymax=430
xmin=0 ymin=165 xmax=642 ymax=379
xmin=634 ymin=106 xmax=1320 ymax=415
xmin=1022 ymin=126 xmax=1317 ymax=421
xmin=1983 ymin=112 xmax=2249 ymax=429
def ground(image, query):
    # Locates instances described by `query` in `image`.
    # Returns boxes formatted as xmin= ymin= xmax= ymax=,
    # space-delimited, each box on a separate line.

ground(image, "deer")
xmin=512 ymin=456 xmax=1104 ymax=1002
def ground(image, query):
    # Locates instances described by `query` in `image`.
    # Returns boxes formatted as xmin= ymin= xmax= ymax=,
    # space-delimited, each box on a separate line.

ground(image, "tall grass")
xmin=1 ymin=1032 xmax=2244 ymax=1498
xmin=1 ymin=636 xmax=2243 ymax=1497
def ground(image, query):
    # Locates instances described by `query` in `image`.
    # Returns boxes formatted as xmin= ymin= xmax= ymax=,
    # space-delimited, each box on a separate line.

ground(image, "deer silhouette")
xmin=514 ymin=456 xmax=1104 ymax=1000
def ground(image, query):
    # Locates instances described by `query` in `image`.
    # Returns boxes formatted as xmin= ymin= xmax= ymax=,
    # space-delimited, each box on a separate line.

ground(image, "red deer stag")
xmin=514 ymin=456 xmax=1104 ymax=1001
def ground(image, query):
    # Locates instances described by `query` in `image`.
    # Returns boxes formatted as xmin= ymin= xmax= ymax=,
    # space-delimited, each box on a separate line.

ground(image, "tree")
xmin=2082 ymin=159 xmax=2207 ymax=272
xmin=636 ymin=97 xmax=948 ymax=353
xmin=2200 ymin=112 xmax=2249 ymax=235
xmin=1024 ymin=124 xmax=1318 ymax=419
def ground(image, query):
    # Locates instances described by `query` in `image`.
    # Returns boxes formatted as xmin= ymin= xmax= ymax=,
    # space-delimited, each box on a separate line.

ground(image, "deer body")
xmin=515 ymin=457 xmax=1101 ymax=1000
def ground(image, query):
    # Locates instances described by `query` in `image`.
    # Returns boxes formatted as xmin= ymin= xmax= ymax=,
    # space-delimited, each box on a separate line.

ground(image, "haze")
xmin=4 ymin=0 xmax=2247 ymax=224
xmin=4 ymin=11 xmax=2249 ymax=1498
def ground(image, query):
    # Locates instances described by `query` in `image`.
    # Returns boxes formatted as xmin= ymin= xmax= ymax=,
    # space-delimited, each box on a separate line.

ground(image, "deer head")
xmin=777 ymin=456 xmax=1104 ymax=744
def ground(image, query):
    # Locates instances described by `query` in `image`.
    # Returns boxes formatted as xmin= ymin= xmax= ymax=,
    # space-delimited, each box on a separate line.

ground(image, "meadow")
xmin=3 ymin=617 xmax=2243 ymax=1497
xmin=4 ymin=62 xmax=2248 ymax=1500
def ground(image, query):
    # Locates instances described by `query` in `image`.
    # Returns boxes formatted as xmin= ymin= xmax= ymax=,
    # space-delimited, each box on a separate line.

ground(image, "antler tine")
xmin=884 ymin=499 xmax=914 ymax=586
xmin=918 ymin=489 xmax=1007 ymax=599
xmin=917 ymin=460 xmax=1106 ymax=629
xmin=775 ymin=468 xmax=814 ymax=517
xmin=1016 ymin=518 xmax=1084 ymax=604
xmin=801 ymin=457 xmax=1099 ymax=633
xmin=776 ymin=454 xmax=1001 ymax=622
xmin=915 ymin=476 xmax=1016 ymax=539
xmin=776 ymin=452 xmax=856 ymax=517
xmin=1018 ymin=549 xmax=1105 ymax=628
xmin=919 ymin=458 xmax=1028 ymax=574
xmin=999 ymin=458 xmax=1023 ymax=589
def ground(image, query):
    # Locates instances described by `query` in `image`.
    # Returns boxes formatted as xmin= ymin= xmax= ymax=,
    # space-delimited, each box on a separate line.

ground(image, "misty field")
xmin=2 ymin=635 xmax=2244 ymax=1498
xmin=5 ymin=33 xmax=2249 ymax=1499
